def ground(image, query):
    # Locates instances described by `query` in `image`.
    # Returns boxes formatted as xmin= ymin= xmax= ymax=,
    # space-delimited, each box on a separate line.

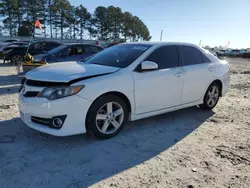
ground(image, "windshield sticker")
xmin=132 ymin=46 xmax=148 ymax=50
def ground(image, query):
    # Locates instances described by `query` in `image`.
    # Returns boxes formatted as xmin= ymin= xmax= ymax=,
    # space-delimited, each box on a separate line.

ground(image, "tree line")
xmin=0 ymin=0 xmax=151 ymax=42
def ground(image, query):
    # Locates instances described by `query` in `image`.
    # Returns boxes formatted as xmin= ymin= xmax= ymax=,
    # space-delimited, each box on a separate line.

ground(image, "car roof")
xmin=34 ymin=40 xmax=62 ymax=44
xmin=125 ymin=41 xmax=200 ymax=47
xmin=64 ymin=43 xmax=100 ymax=46
xmin=12 ymin=41 xmax=28 ymax=44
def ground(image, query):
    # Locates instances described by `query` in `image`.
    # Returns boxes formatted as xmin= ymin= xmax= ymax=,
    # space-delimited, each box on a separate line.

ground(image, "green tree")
xmin=75 ymin=5 xmax=91 ymax=40
xmin=107 ymin=6 xmax=123 ymax=41
xmin=47 ymin=0 xmax=54 ymax=38
xmin=18 ymin=21 xmax=33 ymax=36
xmin=23 ymin=0 xmax=44 ymax=35
xmin=121 ymin=11 xmax=133 ymax=41
xmin=129 ymin=16 xmax=151 ymax=42
xmin=51 ymin=0 xmax=72 ymax=39
xmin=0 ymin=2 xmax=151 ymax=41
xmin=92 ymin=6 xmax=109 ymax=40
xmin=0 ymin=0 xmax=17 ymax=36
xmin=12 ymin=0 xmax=24 ymax=33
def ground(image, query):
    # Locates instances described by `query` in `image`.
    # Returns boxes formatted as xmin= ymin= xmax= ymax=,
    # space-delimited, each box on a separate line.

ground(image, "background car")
xmin=3 ymin=39 xmax=19 ymax=43
xmin=1 ymin=42 xmax=28 ymax=61
xmin=228 ymin=50 xmax=241 ymax=57
xmin=216 ymin=49 xmax=227 ymax=56
xmin=3 ymin=40 xmax=62 ymax=64
xmin=2 ymin=42 xmax=29 ymax=53
xmin=22 ymin=43 xmax=103 ymax=73
xmin=0 ymin=42 xmax=27 ymax=60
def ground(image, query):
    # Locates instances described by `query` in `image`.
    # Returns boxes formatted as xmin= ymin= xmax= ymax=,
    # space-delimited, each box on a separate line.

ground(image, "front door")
xmin=133 ymin=46 xmax=184 ymax=114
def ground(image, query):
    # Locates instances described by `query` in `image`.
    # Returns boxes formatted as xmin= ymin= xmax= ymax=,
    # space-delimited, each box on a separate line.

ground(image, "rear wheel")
xmin=199 ymin=83 xmax=221 ymax=110
xmin=11 ymin=54 xmax=23 ymax=65
xmin=86 ymin=95 xmax=128 ymax=139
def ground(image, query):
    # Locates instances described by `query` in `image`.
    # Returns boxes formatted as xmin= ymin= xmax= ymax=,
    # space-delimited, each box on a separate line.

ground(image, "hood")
xmin=25 ymin=61 xmax=120 ymax=82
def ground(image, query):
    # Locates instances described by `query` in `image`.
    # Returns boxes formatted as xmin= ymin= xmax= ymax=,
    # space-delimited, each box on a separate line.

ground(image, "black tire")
xmin=11 ymin=54 xmax=23 ymax=65
xmin=86 ymin=94 xmax=128 ymax=139
xmin=199 ymin=82 xmax=221 ymax=110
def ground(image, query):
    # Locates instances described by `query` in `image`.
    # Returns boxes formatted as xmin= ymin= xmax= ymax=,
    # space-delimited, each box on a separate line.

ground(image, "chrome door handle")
xmin=208 ymin=67 xmax=213 ymax=72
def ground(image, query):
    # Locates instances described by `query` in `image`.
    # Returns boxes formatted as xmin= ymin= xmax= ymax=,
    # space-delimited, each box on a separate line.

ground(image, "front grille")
xmin=31 ymin=116 xmax=51 ymax=126
xmin=24 ymin=91 xmax=39 ymax=97
xmin=26 ymin=79 xmax=68 ymax=87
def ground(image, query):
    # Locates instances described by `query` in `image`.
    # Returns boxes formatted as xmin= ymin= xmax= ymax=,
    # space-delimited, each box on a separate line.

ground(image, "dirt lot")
xmin=0 ymin=58 xmax=249 ymax=188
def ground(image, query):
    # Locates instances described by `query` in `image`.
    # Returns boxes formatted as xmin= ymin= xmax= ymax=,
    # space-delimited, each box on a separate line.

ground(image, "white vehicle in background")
xmin=216 ymin=49 xmax=227 ymax=56
xmin=19 ymin=42 xmax=230 ymax=139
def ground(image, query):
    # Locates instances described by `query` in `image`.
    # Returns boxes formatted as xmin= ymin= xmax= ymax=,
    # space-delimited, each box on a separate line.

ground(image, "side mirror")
xmin=141 ymin=61 xmax=158 ymax=71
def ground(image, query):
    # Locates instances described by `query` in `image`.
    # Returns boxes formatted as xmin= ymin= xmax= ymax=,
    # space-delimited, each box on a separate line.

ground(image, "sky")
xmin=71 ymin=0 xmax=250 ymax=49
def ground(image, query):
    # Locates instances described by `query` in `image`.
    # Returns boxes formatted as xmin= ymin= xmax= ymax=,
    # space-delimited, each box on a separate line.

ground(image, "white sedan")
xmin=19 ymin=42 xmax=230 ymax=139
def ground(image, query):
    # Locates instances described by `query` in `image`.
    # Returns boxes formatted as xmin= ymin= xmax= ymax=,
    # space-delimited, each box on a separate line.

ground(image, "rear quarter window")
xmin=202 ymin=53 xmax=211 ymax=63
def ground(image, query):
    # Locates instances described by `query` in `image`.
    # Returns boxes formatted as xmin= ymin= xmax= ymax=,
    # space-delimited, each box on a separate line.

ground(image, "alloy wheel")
xmin=95 ymin=102 xmax=124 ymax=134
xmin=206 ymin=85 xmax=219 ymax=107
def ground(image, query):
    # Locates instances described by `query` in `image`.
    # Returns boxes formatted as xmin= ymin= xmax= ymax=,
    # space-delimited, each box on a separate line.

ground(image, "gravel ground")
xmin=0 ymin=58 xmax=249 ymax=188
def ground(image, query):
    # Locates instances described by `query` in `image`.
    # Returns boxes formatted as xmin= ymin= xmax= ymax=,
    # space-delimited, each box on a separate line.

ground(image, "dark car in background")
xmin=4 ymin=39 xmax=19 ymax=43
xmin=2 ymin=42 xmax=29 ymax=51
xmin=22 ymin=43 xmax=103 ymax=73
xmin=3 ymin=40 xmax=62 ymax=64
xmin=0 ymin=42 xmax=28 ymax=60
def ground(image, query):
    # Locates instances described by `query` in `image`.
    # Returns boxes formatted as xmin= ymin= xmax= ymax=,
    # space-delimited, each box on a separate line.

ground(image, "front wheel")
xmin=199 ymin=83 xmax=221 ymax=110
xmin=86 ymin=95 xmax=128 ymax=139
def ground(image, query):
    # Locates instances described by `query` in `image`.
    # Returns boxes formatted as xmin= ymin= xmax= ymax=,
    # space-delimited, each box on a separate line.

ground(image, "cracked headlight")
xmin=38 ymin=85 xmax=84 ymax=100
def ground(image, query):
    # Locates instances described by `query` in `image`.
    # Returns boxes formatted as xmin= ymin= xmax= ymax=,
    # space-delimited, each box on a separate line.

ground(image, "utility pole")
xmin=160 ymin=30 xmax=163 ymax=41
xmin=199 ymin=40 xmax=202 ymax=46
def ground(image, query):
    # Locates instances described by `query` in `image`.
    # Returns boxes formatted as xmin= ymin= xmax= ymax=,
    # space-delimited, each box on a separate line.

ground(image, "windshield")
xmin=82 ymin=44 xmax=152 ymax=68
xmin=47 ymin=45 xmax=67 ymax=55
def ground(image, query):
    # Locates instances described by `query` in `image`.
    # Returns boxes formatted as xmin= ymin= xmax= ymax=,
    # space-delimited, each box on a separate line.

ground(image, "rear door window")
xmin=145 ymin=46 xmax=179 ymax=69
xmin=180 ymin=46 xmax=203 ymax=66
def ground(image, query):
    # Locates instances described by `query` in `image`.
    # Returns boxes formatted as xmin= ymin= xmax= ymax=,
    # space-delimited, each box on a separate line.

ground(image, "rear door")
xmin=179 ymin=45 xmax=215 ymax=104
